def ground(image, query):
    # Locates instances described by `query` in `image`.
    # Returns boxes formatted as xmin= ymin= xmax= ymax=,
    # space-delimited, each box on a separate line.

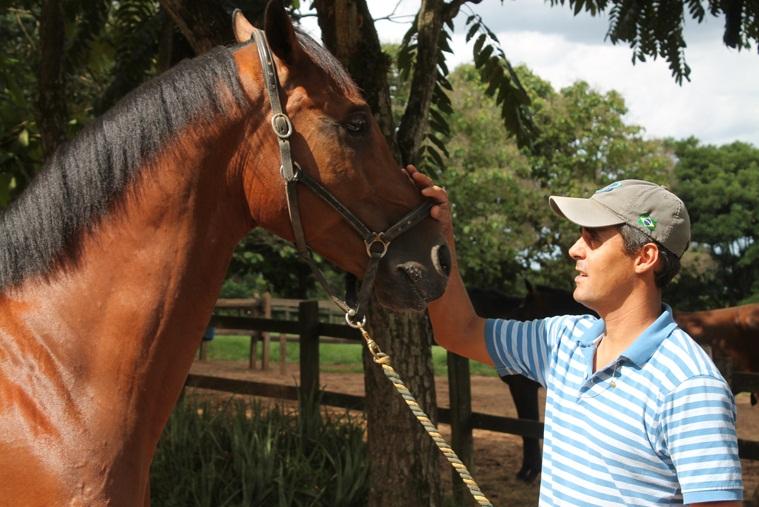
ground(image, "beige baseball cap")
xmin=549 ymin=180 xmax=691 ymax=257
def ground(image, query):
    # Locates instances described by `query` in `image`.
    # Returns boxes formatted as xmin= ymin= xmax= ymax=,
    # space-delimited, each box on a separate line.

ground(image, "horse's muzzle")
xmin=370 ymin=239 xmax=448 ymax=312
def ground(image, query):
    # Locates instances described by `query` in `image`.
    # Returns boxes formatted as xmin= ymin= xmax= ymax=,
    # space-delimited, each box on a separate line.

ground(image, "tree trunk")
xmin=314 ymin=2 xmax=442 ymax=505
xmin=396 ymin=0 xmax=445 ymax=164
xmin=38 ymin=0 xmax=68 ymax=157
xmin=363 ymin=298 xmax=441 ymax=507
xmin=313 ymin=0 xmax=396 ymax=145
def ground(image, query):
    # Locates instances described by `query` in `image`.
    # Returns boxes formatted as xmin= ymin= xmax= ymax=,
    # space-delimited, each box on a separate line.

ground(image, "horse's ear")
xmin=232 ymin=9 xmax=255 ymax=43
xmin=264 ymin=0 xmax=300 ymax=64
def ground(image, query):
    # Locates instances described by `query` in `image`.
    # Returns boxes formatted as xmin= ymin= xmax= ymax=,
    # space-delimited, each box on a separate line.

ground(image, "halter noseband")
xmin=252 ymin=28 xmax=433 ymax=322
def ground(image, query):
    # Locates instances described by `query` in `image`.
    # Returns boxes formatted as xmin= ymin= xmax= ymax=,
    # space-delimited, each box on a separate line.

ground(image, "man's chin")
xmin=572 ymin=290 xmax=596 ymax=312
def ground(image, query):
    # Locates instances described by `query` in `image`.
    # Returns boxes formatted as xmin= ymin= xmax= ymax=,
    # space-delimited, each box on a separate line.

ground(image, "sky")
xmin=300 ymin=0 xmax=759 ymax=147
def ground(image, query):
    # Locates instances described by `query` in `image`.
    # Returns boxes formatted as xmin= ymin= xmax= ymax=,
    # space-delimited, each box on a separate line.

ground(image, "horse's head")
xmin=231 ymin=3 xmax=449 ymax=311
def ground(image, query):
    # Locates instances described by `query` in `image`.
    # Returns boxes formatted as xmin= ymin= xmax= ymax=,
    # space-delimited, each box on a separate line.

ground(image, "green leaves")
xmin=670 ymin=138 xmax=759 ymax=304
xmin=465 ymin=14 xmax=536 ymax=151
xmin=397 ymin=14 xmax=456 ymax=176
xmin=97 ymin=0 xmax=162 ymax=114
xmin=151 ymin=397 xmax=369 ymax=506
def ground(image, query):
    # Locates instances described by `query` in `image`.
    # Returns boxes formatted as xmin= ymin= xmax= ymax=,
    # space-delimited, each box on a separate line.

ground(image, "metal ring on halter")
xmin=271 ymin=112 xmax=293 ymax=139
xmin=345 ymin=309 xmax=366 ymax=328
xmin=280 ymin=161 xmax=302 ymax=182
xmin=365 ymin=232 xmax=389 ymax=258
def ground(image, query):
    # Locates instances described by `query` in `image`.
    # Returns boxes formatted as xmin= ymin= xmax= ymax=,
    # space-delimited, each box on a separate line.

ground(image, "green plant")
xmin=151 ymin=396 xmax=369 ymax=506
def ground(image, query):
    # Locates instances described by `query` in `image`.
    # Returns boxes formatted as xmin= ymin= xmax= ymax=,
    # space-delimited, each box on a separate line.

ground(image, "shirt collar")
xmin=621 ymin=304 xmax=678 ymax=366
xmin=576 ymin=304 xmax=678 ymax=367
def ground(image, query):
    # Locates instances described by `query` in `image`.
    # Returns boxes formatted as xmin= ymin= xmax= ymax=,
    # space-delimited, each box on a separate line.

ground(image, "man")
xmin=407 ymin=166 xmax=743 ymax=506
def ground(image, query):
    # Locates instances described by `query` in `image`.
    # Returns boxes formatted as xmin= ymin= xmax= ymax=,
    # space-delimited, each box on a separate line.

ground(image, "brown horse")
xmin=0 ymin=5 xmax=448 ymax=506
xmin=674 ymin=303 xmax=759 ymax=385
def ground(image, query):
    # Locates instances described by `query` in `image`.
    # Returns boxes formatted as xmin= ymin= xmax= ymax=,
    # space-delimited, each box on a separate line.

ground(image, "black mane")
xmin=0 ymin=46 xmax=245 ymax=289
xmin=0 ymin=30 xmax=358 ymax=291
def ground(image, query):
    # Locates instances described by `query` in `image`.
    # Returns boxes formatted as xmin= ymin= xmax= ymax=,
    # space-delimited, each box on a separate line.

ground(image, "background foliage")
xmin=1 ymin=0 xmax=757 ymax=308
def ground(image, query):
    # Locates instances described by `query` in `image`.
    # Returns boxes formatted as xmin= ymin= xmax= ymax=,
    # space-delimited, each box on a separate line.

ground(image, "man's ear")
xmin=634 ymin=243 xmax=660 ymax=276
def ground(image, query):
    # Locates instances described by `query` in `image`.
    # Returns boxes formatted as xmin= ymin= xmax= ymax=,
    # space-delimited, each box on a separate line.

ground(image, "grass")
xmin=205 ymin=335 xmax=498 ymax=377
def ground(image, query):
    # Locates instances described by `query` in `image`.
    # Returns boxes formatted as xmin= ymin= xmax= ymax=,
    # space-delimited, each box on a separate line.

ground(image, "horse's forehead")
xmin=282 ymin=85 xmax=365 ymax=121
xmin=297 ymin=66 xmax=364 ymax=106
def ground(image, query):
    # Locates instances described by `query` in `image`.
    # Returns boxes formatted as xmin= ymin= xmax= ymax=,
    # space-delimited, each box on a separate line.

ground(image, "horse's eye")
xmin=343 ymin=113 xmax=368 ymax=135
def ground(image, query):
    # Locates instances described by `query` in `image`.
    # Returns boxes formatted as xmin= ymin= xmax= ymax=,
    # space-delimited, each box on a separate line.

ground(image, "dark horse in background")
xmin=468 ymin=283 xmax=593 ymax=483
xmin=0 ymin=4 xmax=449 ymax=505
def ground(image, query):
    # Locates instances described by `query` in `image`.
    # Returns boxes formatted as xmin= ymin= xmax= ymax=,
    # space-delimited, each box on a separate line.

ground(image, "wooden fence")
xmin=199 ymin=295 xmax=348 ymax=372
xmin=188 ymin=300 xmax=759 ymax=465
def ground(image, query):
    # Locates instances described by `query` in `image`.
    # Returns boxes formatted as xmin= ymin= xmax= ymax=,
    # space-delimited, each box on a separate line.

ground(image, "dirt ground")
xmin=189 ymin=359 xmax=759 ymax=505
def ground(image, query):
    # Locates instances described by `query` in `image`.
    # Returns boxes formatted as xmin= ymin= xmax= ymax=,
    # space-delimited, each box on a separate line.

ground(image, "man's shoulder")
xmin=651 ymin=327 xmax=729 ymax=388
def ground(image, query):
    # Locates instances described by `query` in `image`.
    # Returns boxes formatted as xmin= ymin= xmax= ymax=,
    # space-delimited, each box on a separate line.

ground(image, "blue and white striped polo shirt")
xmin=485 ymin=305 xmax=743 ymax=505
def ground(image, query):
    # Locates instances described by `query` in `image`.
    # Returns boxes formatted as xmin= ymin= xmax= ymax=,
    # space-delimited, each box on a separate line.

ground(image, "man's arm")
xmin=407 ymin=166 xmax=492 ymax=366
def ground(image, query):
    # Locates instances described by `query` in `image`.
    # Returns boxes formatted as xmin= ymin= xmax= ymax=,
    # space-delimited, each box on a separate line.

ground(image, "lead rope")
xmin=346 ymin=312 xmax=494 ymax=507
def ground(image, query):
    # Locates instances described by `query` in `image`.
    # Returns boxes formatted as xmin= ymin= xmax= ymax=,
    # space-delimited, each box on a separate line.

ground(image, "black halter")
xmin=252 ymin=29 xmax=433 ymax=322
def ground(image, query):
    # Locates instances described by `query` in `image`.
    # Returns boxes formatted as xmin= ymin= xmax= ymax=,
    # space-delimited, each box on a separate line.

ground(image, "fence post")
xmin=279 ymin=333 xmax=287 ymax=375
xmin=299 ymin=300 xmax=320 ymax=425
xmin=249 ymin=293 xmax=260 ymax=369
xmin=249 ymin=335 xmax=258 ymax=369
xmin=198 ymin=324 xmax=214 ymax=362
xmin=262 ymin=292 xmax=271 ymax=370
xmin=448 ymin=351 xmax=474 ymax=506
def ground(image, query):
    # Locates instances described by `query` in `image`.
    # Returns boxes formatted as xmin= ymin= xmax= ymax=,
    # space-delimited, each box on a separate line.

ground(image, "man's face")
xmin=568 ymin=226 xmax=637 ymax=314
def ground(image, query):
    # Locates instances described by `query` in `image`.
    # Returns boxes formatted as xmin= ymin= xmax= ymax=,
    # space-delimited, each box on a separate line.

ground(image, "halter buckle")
xmin=271 ymin=112 xmax=293 ymax=139
xmin=365 ymin=233 xmax=389 ymax=258
xmin=280 ymin=161 xmax=302 ymax=182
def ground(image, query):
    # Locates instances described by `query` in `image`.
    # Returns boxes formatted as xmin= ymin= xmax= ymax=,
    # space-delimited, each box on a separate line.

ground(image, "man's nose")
xmin=568 ymin=237 xmax=584 ymax=259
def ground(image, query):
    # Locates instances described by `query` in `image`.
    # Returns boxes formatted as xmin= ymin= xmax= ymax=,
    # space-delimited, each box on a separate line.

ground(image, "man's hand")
xmin=405 ymin=165 xmax=453 ymax=241
xmin=404 ymin=165 xmax=491 ymax=365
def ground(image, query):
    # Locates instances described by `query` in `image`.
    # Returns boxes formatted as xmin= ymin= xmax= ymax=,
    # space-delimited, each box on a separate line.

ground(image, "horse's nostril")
xmin=398 ymin=262 xmax=424 ymax=283
xmin=431 ymin=243 xmax=451 ymax=277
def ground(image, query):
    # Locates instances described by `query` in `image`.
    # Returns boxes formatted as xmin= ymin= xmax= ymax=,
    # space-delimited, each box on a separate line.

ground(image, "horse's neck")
xmin=4 ymin=121 xmax=250 ymax=496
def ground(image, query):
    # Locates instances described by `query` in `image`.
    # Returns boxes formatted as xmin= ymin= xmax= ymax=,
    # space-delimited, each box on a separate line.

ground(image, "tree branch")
xmin=38 ymin=0 xmax=68 ymax=156
xmin=396 ymin=0 xmax=446 ymax=164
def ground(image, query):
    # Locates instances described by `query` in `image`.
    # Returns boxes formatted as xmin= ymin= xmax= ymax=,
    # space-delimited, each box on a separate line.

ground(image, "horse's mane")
xmin=0 ymin=29 xmax=358 ymax=291
xmin=0 ymin=46 xmax=246 ymax=290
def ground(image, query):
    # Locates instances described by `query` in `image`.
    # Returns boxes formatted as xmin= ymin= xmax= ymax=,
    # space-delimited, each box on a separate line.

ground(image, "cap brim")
xmin=549 ymin=196 xmax=625 ymax=228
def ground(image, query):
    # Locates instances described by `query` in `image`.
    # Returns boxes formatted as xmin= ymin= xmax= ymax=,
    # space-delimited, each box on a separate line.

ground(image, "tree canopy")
xmin=669 ymin=138 xmax=759 ymax=307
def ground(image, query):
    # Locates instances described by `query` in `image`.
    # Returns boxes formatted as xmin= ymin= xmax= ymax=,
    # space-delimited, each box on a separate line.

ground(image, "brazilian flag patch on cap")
xmin=638 ymin=214 xmax=657 ymax=231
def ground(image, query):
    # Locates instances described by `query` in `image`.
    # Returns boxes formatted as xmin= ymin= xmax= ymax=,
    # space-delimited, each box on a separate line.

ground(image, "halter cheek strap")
xmin=252 ymin=28 xmax=433 ymax=321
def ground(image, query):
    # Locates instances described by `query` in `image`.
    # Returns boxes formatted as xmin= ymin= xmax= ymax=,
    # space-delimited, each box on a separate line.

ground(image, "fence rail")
xmin=191 ymin=300 xmax=759 ymax=462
